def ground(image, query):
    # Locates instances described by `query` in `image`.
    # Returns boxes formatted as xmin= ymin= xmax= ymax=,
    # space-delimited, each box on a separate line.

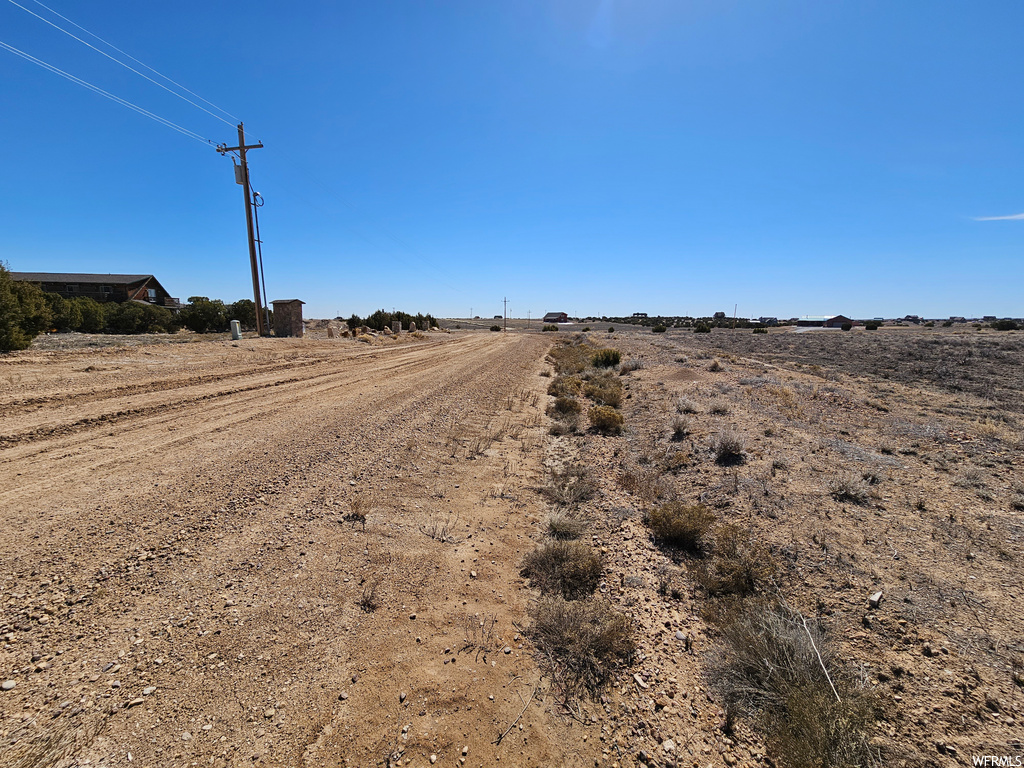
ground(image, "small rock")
xmin=399 ymin=692 xmax=407 ymax=703
xmin=662 ymin=739 xmax=676 ymax=753
xmin=2 ymin=680 xmax=16 ymax=691
xmin=503 ymin=647 xmax=511 ymax=654
xmin=409 ymin=614 xmax=417 ymax=620
xmin=264 ymin=708 xmax=276 ymax=718
xmin=868 ymin=591 xmax=883 ymax=610
xmin=142 ymin=686 xmax=157 ymax=696
xmin=126 ymin=698 xmax=144 ymax=708
xmin=985 ymin=696 xmax=1002 ymax=713
xmin=430 ymin=755 xmax=437 ymax=764
xmin=470 ymin=571 xmax=477 ymax=579
xmin=633 ymin=673 xmax=649 ymax=690
xmin=922 ymin=643 xmax=934 ymax=657
xmin=674 ymin=631 xmax=687 ymax=641
xmin=338 ymin=691 xmax=349 ymax=701
xmin=202 ymin=724 xmax=212 ymax=731
xmin=110 ymin=680 xmax=121 ymax=689
xmin=462 ymin=746 xmax=469 ymax=756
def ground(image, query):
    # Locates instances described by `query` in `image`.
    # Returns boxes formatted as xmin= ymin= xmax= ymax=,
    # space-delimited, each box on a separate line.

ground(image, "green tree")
xmin=75 ymin=298 xmax=106 ymax=333
xmin=227 ymin=299 xmax=257 ymax=330
xmin=0 ymin=264 xmax=51 ymax=351
xmin=180 ymin=296 xmax=228 ymax=333
xmin=44 ymin=293 xmax=83 ymax=332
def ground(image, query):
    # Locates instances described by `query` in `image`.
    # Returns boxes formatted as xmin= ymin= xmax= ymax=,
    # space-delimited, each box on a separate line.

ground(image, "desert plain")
xmin=1 ymin=324 xmax=1022 ymax=767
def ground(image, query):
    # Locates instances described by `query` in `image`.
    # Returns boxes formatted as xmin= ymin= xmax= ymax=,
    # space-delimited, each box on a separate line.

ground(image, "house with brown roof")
xmin=10 ymin=272 xmax=181 ymax=310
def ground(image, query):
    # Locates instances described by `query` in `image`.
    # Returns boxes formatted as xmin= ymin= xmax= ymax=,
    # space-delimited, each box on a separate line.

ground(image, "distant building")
xmin=713 ymin=311 xmax=727 ymax=320
xmin=797 ymin=315 xmax=852 ymax=328
xmin=903 ymin=315 xmax=922 ymax=324
xmin=632 ymin=312 xmax=648 ymax=318
xmin=543 ymin=312 xmax=569 ymax=323
xmin=757 ymin=317 xmax=779 ymax=327
xmin=10 ymin=272 xmax=180 ymax=309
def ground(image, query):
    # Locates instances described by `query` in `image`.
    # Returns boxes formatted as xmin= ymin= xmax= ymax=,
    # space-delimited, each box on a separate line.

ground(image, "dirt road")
xmin=0 ymin=332 xmax=593 ymax=767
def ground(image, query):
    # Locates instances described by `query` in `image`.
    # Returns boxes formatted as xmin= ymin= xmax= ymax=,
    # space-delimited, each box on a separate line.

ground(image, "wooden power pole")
xmin=217 ymin=124 xmax=266 ymax=336
xmin=503 ymin=297 xmax=508 ymax=332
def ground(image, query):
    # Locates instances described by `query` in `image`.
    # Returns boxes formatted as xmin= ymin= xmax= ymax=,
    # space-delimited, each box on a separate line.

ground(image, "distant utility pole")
xmin=217 ymin=123 xmax=266 ymax=336
xmin=503 ymin=297 xmax=508 ymax=332
xmin=527 ymin=310 xmax=530 ymax=328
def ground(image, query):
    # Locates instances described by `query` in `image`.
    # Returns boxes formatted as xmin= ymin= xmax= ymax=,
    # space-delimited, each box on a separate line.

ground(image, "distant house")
xmin=757 ymin=316 xmax=779 ymax=327
xmin=797 ymin=315 xmax=852 ymax=328
xmin=543 ymin=312 xmax=568 ymax=323
xmin=10 ymin=272 xmax=181 ymax=310
xmin=632 ymin=312 xmax=648 ymax=318
xmin=824 ymin=315 xmax=853 ymax=328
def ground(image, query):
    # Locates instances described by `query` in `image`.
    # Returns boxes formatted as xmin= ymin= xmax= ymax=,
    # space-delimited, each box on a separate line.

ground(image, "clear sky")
xmin=1 ymin=1 xmax=1022 ymax=320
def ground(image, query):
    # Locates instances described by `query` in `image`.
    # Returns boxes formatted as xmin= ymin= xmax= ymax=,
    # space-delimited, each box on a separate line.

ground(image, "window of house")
xmin=147 ymin=288 xmax=156 ymax=300
xmin=101 ymin=285 xmax=113 ymax=295
xmin=66 ymin=284 xmax=79 ymax=294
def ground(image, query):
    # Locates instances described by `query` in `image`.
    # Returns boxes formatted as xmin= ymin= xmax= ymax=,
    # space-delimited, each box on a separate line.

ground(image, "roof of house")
xmin=10 ymin=272 xmax=155 ymax=284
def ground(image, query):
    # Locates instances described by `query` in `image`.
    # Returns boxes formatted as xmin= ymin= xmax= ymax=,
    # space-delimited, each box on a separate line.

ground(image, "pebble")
xmin=462 ymin=746 xmax=469 ymax=756
xmin=143 ymin=686 xmax=157 ymax=696
xmin=868 ymin=591 xmax=883 ymax=610
xmin=470 ymin=571 xmax=477 ymax=578
xmin=674 ymin=631 xmax=687 ymax=641
xmin=126 ymin=698 xmax=144 ymax=708
xmin=264 ymin=708 xmax=276 ymax=718
xmin=338 ymin=692 xmax=349 ymax=701
xmin=399 ymin=692 xmax=407 ymax=703
xmin=430 ymin=755 xmax=437 ymax=764
xmin=2 ymin=680 xmax=16 ymax=691
xmin=503 ymin=646 xmax=511 ymax=654
xmin=662 ymin=739 xmax=676 ymax=753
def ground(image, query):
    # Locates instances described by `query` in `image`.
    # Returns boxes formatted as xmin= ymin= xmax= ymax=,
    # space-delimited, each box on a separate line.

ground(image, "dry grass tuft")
xmin=697 ymin=524 xmax=776 ymax=596
xmin=670 ymin=415 xmax=691 ymax=441
xmin=591 ymin=348 xmax=621 ymax=368
xmin=829 ymin=473 xmax=870 ymax=504
xmin=589 ymin=405 xmax=624 ymax=435
xmin=545 ymin=509 xmax=590 ymax=540
xmin=711 ymin=602 xmax=876 ymax=768
xmin=528 ymin=596 xmax=635 ymax=702
xmin=713 ymin=429 xmax=746 ymax=464
xmin=645 ymin=501 xmax=715 ymax=551
xmin=521 ymin=541 xmax=604 ymax=600
xmin=583 ymin=371 xmax=624 ymax=407
xmin=676 ymin=396 xmax=699 ymax=414
xmin=541 ymin=465 xmax=597 ymax=506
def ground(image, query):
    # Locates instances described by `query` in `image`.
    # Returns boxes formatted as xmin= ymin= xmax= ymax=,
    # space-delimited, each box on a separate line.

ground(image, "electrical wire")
xmin=7 ymin=0 xmax=238 ymax=129
xmin=26 ymin=0 xmax=240 ymax=125
xmin=0 ymin=38 xmax=215 ymax=146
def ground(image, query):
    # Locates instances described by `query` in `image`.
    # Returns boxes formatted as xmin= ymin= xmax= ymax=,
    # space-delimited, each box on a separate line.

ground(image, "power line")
xmin=26 ymin=0 xmax=239 ymax=125
xmin=0 ymin=38 xmax=215 ymax=145
xmin=7 ymin=0 xmax=238 ymax=129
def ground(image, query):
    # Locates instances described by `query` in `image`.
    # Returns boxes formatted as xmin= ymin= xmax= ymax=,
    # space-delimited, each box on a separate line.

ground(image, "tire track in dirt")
xmin=0 ymin=336 xmax=504 ymax=508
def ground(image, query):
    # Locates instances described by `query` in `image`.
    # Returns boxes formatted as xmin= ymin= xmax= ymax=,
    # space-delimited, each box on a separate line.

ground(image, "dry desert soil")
xmin=1 ymin=325 xmax=1022 ymax=768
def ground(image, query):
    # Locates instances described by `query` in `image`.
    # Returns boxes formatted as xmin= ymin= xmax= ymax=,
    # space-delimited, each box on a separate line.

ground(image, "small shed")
xmin=543 ymin=312 xmax=568 ymax=323
xmin=272 ymin=299 xmax=305 ymax=337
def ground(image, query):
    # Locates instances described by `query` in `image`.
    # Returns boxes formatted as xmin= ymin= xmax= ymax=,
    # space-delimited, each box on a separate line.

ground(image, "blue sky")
xmin=1 ymin=0 xmax=1022 ymax=319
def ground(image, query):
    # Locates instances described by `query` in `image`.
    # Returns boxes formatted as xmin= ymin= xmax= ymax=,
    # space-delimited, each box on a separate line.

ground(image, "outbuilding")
xmin=542 ymin=312 xmax=568 ymax=323
xmin=271 ymin=299 xmax=305 ymax=337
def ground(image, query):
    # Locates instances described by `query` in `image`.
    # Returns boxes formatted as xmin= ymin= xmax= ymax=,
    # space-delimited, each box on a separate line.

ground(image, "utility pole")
xmin=503 ymin=297 xmax=508 ymax=333
xmin=217 ymin=123 xmax=266 ymax=336
xmin=527 ymin=310 xmax=530 ymax=328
